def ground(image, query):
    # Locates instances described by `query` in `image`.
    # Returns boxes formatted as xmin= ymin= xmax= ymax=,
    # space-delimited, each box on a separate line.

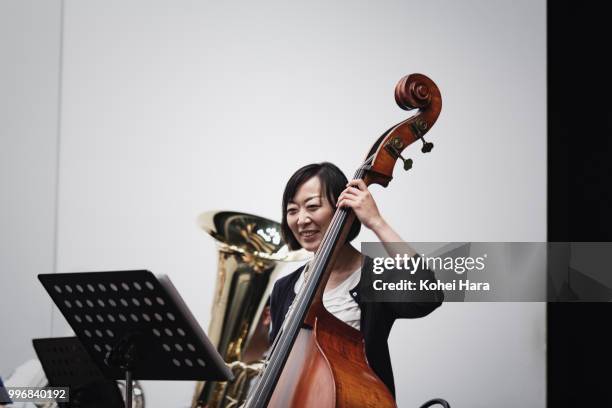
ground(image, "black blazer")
xmin=269 ymin=256 xmax=444 ymax=398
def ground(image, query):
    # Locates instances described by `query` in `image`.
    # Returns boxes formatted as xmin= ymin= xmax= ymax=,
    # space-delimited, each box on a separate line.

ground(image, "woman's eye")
xmin=287 ymin=208 xmax=297 ymax=215
xmin=307 ymin=205 xmax=320 ymax=211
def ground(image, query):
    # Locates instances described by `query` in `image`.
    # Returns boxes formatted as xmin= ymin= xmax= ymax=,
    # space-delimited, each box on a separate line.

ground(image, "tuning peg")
xmin=402 ymin=157 xmax=413 ymax=171
xmin=384 ymin=136 xmax=413 ymax=171
xmin=421 ymin=137 xmax=434 ymax=153
xmin=394 ymin=150 xmax=412 ymax=171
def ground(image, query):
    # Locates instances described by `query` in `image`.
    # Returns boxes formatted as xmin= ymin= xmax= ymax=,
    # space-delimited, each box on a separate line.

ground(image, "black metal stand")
xmin=125 ymin=370 xmax=133 ymax=408
xmin=0 ymin=377 xmax=12 ymax=405
xmin=103 ymin=331 xmax=142 ymax=408
xmin=33 ymin=336 xmax=124 ymax=408
xmin=38 ymin=270 xmax=234 ymax=407
xmin=419 ymin=398 xmax=451 ymax=408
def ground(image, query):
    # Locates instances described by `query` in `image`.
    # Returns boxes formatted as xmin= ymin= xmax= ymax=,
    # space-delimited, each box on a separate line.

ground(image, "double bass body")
xmin=268 ymin=302 xmax=396 ymax=408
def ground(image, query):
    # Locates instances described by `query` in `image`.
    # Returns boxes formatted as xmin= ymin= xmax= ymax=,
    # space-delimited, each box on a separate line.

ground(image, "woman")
xmin=269 ymin=162 xmax=443 ymax=398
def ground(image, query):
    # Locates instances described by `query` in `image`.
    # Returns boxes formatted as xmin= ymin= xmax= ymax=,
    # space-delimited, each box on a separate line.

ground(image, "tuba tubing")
xmin=191 ymin=211 xmax=309 ymax=408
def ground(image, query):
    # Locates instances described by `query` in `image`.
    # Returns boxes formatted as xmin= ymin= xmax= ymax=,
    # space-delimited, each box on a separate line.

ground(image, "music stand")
xmin=32 ymin=336 xmax=123 ymax=408
xmin=39 ymin=270 xmax=233 ymax=408
xmin=0 ymin=377 xmax=11 ymax=405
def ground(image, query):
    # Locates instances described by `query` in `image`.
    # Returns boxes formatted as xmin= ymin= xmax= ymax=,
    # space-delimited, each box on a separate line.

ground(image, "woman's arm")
xmin=337 ymin=179 xmax=417 ymax=258
xmin=338 ymin=179 xmax=443 ymax=317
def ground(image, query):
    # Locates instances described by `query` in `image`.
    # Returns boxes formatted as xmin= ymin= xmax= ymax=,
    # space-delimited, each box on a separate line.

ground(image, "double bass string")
xmin=245 ymin=161 xmax=370 ymax=407
xmin=247 ymin=208 xmax=350 ymax=406
xmin=246 ymin=177 xmax=353 ymax=406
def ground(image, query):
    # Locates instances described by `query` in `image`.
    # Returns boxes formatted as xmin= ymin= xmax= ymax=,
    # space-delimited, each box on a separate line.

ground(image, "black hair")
xmin=281 ymin=162 xmax=361 ymax=250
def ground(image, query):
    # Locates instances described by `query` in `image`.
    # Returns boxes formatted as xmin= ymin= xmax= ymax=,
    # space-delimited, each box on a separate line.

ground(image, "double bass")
xmin=244 ymin=73 xmax=442 ymax=408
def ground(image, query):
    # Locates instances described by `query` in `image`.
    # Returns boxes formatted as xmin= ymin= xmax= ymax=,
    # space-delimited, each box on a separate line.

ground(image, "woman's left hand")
xmin=337 ymin=179 xmax=385 ymax=231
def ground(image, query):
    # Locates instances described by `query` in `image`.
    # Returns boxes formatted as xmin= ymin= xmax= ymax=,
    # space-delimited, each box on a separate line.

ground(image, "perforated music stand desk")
xmin=38 ymin=270 xmax=233 ymax=408
xmin=32 ymin=336 xmax=123 ymax=408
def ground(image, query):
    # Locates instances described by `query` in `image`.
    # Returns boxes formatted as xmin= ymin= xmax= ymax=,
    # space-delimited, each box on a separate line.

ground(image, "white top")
xmin=294 ymin=267 xmax=362 ymax=330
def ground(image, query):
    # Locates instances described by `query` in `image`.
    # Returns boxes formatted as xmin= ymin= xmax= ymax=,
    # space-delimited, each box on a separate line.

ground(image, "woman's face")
xmin=286 ymin=176 xmax=335 ymax=252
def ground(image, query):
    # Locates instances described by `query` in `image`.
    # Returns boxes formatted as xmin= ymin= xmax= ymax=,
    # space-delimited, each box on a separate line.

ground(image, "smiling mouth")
xmin=299 ymin=230 xmax=319 ymax=238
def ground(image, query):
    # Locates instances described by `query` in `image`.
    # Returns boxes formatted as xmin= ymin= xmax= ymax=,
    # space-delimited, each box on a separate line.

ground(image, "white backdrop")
xmin=0 ymin=0 xmax=61 ymax=382
xmin=2 ymin=1 xmax=546 ymax=407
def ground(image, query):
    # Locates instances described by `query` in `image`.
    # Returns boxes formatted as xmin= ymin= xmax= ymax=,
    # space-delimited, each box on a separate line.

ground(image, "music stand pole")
xmin=125 ymin=370 xmax=133 ymax=408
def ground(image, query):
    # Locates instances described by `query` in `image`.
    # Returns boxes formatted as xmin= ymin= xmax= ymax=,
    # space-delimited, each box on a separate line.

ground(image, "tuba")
xmin=191 ymin=211 xmax=309 ymax=408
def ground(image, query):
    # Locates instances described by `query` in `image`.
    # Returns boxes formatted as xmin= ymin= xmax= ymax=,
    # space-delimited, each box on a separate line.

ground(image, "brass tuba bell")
xmin=191 ymin=211 xmax=309 ymax=408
